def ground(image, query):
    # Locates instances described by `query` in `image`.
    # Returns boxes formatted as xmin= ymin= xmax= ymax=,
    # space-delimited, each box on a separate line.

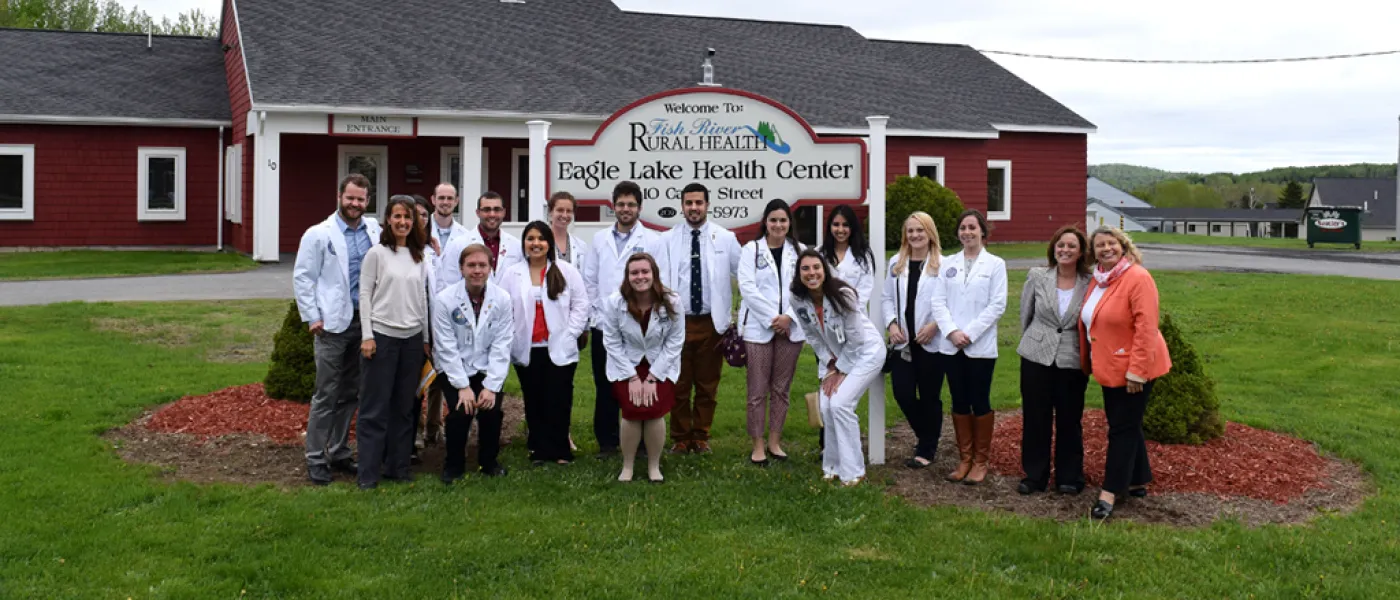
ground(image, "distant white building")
xmin=1085 ymin=176 xmax=1151 ymax=232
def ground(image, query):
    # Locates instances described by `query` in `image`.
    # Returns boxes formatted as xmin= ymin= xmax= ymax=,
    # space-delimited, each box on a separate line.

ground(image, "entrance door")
xmin=511 ymin=148 xmax=529 ymax=222
xmin=338 ymin=145 xmax=388 ymax=221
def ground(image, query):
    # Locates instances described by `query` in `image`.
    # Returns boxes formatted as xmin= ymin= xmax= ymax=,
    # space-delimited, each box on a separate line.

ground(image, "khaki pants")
xmin=671 ymin=316 xmax=724 ymax=442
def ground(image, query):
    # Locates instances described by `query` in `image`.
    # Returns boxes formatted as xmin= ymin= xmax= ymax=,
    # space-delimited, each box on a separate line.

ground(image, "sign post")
xmin=547 ymin=87 xmax=866 ymax=235
xmin=866 ymin=115 xmax=888 ymax=466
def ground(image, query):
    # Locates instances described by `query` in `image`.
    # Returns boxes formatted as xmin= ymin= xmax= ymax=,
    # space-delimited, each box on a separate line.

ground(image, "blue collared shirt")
xmin=336 ymin=213 xmax=372 ymax=311
xmin=611 ymin=223 xmax=634 ymax=256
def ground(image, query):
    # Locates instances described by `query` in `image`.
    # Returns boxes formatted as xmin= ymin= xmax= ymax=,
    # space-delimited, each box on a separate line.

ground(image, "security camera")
xmin=706 ymin=47 xmax=716 ymax=57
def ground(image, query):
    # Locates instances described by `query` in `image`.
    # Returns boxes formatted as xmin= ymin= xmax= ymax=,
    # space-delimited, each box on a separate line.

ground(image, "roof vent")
xmin=500 ymin=0 xmax=525 ymax=3
xmin=698 ymin=48 xmax=720 ymax=87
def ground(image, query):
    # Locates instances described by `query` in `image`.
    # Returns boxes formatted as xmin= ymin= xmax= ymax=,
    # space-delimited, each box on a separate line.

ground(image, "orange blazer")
xmin=1077 ymin=263 xmax=1172 ymax=387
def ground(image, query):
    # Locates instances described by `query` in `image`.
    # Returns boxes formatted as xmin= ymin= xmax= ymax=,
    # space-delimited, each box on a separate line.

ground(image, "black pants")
xmin=1019 ymin=358 xmax=1089 ymax=490
xmin=357 ymin=331 xmax=424 ymax=486
xmin=516 ymin=347 xmax=577 ymax=462
xmin=890 ymin=345 xmax=945 ymax=459
xmin=1101 ymin=381 xmax=1155 ymax=496
xmin=945 ymin=351 xmax=996 ymax=416
xmin=442 ymin=373 xmax=502 ymax=478
xmin=589 ymin=327 xmax=621 ymax=451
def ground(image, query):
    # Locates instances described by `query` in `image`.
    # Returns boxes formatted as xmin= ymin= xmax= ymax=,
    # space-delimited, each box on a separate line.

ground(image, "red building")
xmin=1 ymin=0 xmax=1094 ymax=258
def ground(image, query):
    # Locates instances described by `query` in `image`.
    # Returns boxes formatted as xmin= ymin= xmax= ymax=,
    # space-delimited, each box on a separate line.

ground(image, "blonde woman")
xmin=880 ymin=211 xmax=945 ymax=469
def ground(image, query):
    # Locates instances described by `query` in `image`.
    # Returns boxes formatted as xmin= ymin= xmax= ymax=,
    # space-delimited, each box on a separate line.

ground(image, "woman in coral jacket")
xmin=1078 ymin=227 xmax=1172 ymax=521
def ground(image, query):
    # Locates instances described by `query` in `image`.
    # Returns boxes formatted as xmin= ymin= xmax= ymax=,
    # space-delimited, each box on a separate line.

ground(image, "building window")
xmin=986 ymin=159 xmax=1011 ymax=221
xmin=338 ymin=145 xmax=388 ymax=219
xmin=138 ymin=147 xmax=186 ymax=221
xmin=0 ymin=144 xmax=35 ymax=221
xmin=1188 ymin=224 xmax=1198 ymax=233
xmin=908 ymin=156 xmax=945 ymax=186
xmin=1212 ymin=224 xmax=1223 ymax=233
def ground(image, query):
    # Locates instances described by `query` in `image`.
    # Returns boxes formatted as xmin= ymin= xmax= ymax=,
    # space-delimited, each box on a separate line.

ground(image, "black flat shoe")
xmin=1090 ymin=499 xmax=1114 ymax=520
xmin=1057 ymin=484 xmax=1083 ymax=495
xmin=480 ymin=466 xmax=508 ymax=477
xmin=770 ymin=453 xmax=789 ymax=462
xmin=1129 ymin=487 xmax=1148 ymax=498
xmin=750 ymin=457 xmax=769 ymax=466
xmin=905 ymin=457 xmax=932 ymax=469
xmin=329 ymin=458 xmax=358 ymax=474
xmin=1017 ymin=481 xmax=1043 ymax=495
xmin=307 ymin=464 xmax=333 ymax=486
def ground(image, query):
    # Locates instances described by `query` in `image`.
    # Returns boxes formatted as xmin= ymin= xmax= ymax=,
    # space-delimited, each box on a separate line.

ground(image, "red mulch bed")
xmin=988 ymin=410 xmax=1328 ymax=504
xmin=145 ymin=383 xmax=338 ymax=444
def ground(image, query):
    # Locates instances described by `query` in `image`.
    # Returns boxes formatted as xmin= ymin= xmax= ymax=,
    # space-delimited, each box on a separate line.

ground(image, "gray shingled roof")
xmin=236 ymin=0 xmax=1094 ymax=132
xmin=0 ymin=28 xmax=230 ymax=122
xmin=1311 ymin=177 xmax=1397 ymax=228
xmin=1087 ymin=176 xmax=1153 ymax=208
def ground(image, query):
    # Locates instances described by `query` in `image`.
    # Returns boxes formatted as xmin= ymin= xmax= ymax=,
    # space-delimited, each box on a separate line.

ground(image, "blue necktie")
xmin=690 ymin=229 xmax=703 ymax=314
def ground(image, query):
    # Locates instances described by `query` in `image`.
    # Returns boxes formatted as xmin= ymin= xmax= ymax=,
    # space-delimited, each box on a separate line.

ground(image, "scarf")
xmin=1093 ymin=257 xmax=1133 ymax=287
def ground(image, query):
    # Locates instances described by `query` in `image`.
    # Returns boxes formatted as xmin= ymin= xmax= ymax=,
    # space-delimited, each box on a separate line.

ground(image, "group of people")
xmin=293 ymin=173 xmax=1171 ymax=520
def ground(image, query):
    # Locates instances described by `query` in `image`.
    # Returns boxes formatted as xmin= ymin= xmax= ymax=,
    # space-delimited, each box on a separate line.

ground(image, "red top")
xmin=479 ymin=226 xmax=501 ymax=271
xmin=531 ymin=267 xmax=549 ymax=343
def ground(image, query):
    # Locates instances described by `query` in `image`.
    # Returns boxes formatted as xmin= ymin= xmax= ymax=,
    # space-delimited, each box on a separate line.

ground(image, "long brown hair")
xmin=380 ymin=195 xmax=426 ymax=263
xmin=1045 ymin=225 xmax=1092 ymax=275
xmin=521 ymin=221 xmax=566 ymax=299
xmin=619 ymin=253 xmax=677 ymax=323
xmin=789 ymin=249 xmax=857 ymax=314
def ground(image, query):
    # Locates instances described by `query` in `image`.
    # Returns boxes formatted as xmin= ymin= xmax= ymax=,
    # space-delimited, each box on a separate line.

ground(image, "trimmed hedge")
xmin=263 ymin=301 xmax=317 ymax=402
xmin=1143 ymin=313 xmax=1224 ymax=445
xmin=885 ymin=175 xmax=965 ymax=251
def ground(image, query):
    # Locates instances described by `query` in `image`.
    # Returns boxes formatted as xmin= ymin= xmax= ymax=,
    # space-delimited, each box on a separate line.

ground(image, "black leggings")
xmin=945 ymin=351 xmax=996 ymax=416
xmin=516 ymin=347 xmax=578 ymax=462
xmin=890 ymin=345 xmax=945 ymax=458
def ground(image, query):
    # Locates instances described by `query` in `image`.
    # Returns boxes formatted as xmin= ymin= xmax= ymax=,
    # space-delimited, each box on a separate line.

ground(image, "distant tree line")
xmin=1089 ymin=163 xmax=1396 ymax=210
xmin=0 ymin=0 xmax=217 ymax=37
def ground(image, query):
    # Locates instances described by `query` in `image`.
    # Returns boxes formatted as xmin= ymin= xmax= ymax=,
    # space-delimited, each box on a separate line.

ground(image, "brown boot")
xmin=964 ymin=411 xmax=996 ymax=485
xmin=945 ymin=413 xmax=975 ymax=482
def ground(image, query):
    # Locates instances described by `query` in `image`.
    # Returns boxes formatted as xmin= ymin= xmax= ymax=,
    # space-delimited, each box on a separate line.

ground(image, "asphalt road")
xmin=2 ymin=244 xmax=1398 ymax=307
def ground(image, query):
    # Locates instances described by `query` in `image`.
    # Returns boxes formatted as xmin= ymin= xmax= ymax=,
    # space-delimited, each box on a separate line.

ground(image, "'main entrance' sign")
xmin=548 ymin=88 xmax=866 ymax=231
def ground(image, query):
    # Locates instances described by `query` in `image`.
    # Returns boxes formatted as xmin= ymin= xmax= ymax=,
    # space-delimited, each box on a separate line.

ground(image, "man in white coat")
xmin=582 ymin=181 xmax=661 ymax=458
xmin=292 ymin=173 xmax=383 ymax=485
xmin=418 ymin=182 xmax=471 ymax=450
xmin=435 ymin=191 xmax=522 ymax=294
xmin=656 ymin=182 xmax=741 ymax=454
xmin=431 ymin=243 xmax=515 ymax=483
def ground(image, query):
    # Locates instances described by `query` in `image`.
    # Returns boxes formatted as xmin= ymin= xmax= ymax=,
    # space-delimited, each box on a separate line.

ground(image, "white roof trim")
xmin=250 ymin=103 xmax=611 ymax=122
xmin=812 ymin=126 xmax=998 ymax=139
xmin=0 ymin=114 xmax=231 ymax=127
xmin=231 ymin=0 xmax=255 ymax=110
xmin=992 ymin=123 xmax=1097 ymax=134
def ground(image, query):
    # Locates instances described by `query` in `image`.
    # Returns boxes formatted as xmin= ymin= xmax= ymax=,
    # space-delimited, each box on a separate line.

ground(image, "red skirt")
xmin=613 ymin=360 xmax=675 ymax=421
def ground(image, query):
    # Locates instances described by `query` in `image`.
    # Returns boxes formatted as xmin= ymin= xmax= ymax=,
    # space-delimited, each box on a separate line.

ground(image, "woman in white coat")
xmin=819 ymin=204 xmax=876 ymax=308
xmin=931 ymin=209 xmax=1008 ymax=485
xmin=601 ymin=252 xmax=685 ymax=483
xmin=737 ymin=199 xmax=806 ymax=465
xmin=501 ymin=221 xmax=591 ymax=465
xmin=881 ymin=211 xmax=945 ymax=469
xmin=787 ymin=249 xmax=886 ymax=486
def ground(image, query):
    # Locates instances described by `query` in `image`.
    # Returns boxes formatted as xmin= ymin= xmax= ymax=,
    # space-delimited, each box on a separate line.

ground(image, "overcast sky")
xmin=153 ymin=0 xmax=1399 ymax=174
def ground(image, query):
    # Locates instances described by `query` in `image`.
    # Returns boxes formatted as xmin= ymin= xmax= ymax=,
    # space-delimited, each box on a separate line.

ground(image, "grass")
xmin=0 ymin=250 xmax=259 ymax=280
xmin=1130 ymin=232 xmax=1400 ymax=253
xmin=3 ymin=271 xmax=1400 ymax=597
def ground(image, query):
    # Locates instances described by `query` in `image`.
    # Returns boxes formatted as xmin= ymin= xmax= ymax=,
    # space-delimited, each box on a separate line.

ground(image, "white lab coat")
xmin=428 ymin=219 xmax=471 ymax=257
xmin=435 ymin=227 xmax=523 ymax=294
xmin=788 ymin=286 xmax=886 ymax=379
xmin=880 ymin=254 xmax=940 ymax=353
xmin=430 ymin=280 xmax=514 ymax=392
xmin=656 ymin=221 xmax=742 ymax=334
xmin=736 ymin=238 xmax=806 ymax=344
xmin=501 ymin=259 xmax=591 ymax=366
xmin=832 ymin=246 xmax=876 ymax=309
xmin=599 ymin=291 xmax=686 ymax=383
xmin=292 ymin=213 xmax=383 ymax=334
xmin=930 ymin=249 xmax=1009 ymax=359
xmin=583 ymin=225 xmax=661 ymax=315
xmin=555 ymin=231 xmax=588 ymax=269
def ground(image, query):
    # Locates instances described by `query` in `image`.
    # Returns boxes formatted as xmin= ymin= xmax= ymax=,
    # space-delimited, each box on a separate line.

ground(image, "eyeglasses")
xmin=479 ymin=206 xmax=505 ymax=213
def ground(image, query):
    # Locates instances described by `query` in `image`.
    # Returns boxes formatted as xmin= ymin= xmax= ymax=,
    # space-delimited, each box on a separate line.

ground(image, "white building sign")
xmin=330 ymin=114 xmax=417 ymax=137
xmin=548 ymin=88 xmax=866 ymax=231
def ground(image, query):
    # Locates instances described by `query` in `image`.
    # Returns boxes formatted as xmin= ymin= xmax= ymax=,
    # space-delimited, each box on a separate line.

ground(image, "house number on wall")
xmin=267 ymin=160 xmax=277 ymax=170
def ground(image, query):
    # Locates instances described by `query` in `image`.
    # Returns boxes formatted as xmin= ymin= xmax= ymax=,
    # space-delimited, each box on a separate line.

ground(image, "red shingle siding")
xmin=221 ymin=0 xmax=255 ymax=254
xmin=0 ymin=124 xmax=222 ymax=246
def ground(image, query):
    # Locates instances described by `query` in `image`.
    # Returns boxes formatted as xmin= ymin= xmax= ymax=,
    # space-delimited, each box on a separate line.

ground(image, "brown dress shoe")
xmin=669 ymin=442 xmax=690 ymax=454
xmin=692 ymin=440 xmax=712 ymax=454
xmin=964 ymin=412 xmax=996 ymax=485
xmin=945 ymin=413 xmax=975 ymax=482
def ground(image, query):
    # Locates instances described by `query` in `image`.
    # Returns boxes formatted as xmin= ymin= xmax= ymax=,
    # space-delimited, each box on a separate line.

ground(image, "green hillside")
xmin=1089 ymin=163 xmax=1397 ymax=209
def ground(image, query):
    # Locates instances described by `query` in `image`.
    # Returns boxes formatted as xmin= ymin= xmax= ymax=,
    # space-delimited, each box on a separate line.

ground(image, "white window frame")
xmin=439 ymin=146 xmax=490 ymax=221
xmin=224 ymin=143 xmax=242 ymax=224
xmin=908 ymin=155 xmax=946 ymax=186
xmin=986 ymin=159 xmax=1012 ymax=221
xmin=338 ymin=144 xmax=388 ymax=221
xmin=137 ymin=147 xmax=187 ymax=221
xmin=0 ymin=144 xmax=35 ymax=221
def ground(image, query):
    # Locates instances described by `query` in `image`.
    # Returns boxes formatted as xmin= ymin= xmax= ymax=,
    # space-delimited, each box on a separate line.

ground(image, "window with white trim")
xmin=224 ymin=144 xmax=242 ymax=224
xmin=0 ymin=144 xmax=35 ymax=221
xmin=908 ymin=156 xmax=945 ymax=186
xmin=986 ymin=159 xmax=1011 ymax=221
xmin=138 ymin=147 xmax=187 ymax=221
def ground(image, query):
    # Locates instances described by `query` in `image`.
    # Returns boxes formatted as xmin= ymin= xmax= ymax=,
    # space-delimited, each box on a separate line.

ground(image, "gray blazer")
xmin=1016 ymin=266 xmax=1090 ymax=369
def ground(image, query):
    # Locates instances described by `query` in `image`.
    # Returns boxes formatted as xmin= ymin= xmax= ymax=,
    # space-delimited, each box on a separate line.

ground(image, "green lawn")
xmin=1130 ymin=231 xmax=1400 ymax=253
xmin=4 ymin=271 xmax=1400 ymax=597
xmin=0 ymin=250 xmax=259 ymax=280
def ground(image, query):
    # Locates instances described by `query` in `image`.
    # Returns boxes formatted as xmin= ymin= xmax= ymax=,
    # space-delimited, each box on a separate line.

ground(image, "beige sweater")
xmin=359 ymin=244 xmax=429 ymax=340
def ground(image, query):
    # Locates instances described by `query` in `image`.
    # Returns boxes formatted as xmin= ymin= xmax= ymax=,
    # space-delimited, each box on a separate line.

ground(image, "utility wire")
xmin=978 ymin=48 xmax=1400 ymax=64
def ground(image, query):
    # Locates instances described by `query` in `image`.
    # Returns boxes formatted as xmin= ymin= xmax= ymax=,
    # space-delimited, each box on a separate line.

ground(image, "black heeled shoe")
xmin=1129 ymin=486 xmax=1148 ymax=498
xmin=1057 ymin=484 xmax=1083 ymax=495
xmin=1090 ymin=499 xmax=1114 ymax=520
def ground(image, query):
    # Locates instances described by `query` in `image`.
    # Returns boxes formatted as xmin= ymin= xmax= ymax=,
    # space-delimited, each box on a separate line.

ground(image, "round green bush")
xmin=264 ymin=300 xmax=317 ymax=402
xmin=1143 ymin=313 xmax=1224 ymax=445
xmin=886 ymin=175 xmax=965 ymax=252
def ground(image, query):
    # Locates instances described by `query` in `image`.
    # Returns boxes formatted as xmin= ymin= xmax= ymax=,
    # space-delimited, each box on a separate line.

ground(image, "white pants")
xmin=821 ymin=367 xmax=880 ymax=483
